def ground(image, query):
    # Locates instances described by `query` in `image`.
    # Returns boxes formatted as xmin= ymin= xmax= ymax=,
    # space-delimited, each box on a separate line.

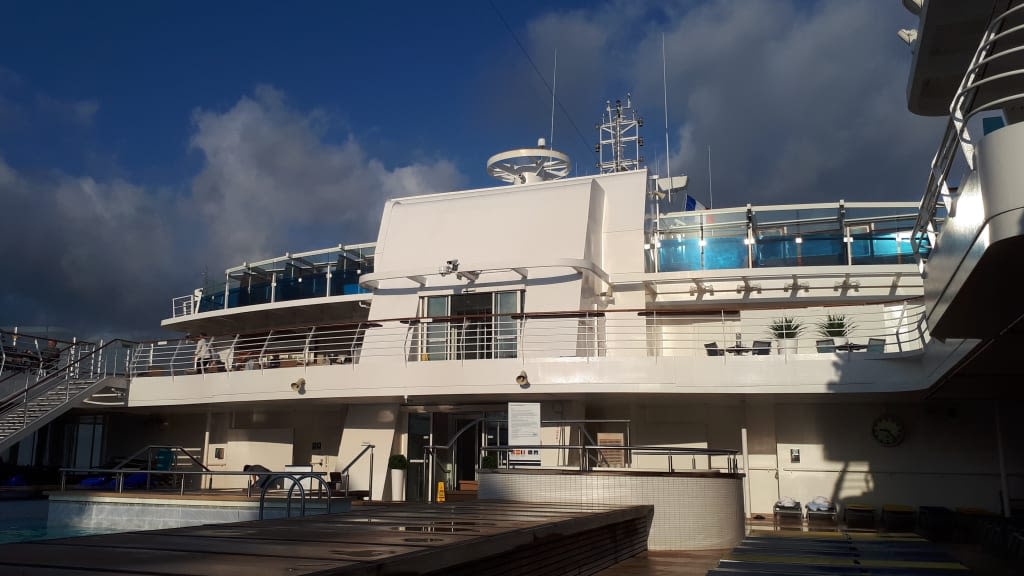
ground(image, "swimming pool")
xmin=0 ymin=498 xmax=125 ymax=544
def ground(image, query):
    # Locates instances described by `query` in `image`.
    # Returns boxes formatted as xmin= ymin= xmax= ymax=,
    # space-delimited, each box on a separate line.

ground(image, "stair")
xmin=0 ymin=375 xmax=127 ymax=452
xmin=446 ymin=479 xmax=479 ymax=502
xmin=0 ymin=339 xmax=134 ymax=453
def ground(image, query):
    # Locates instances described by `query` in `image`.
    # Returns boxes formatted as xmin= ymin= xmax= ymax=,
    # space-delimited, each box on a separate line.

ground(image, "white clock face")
xmin=872 ymin=415 xmax=905 ymax=447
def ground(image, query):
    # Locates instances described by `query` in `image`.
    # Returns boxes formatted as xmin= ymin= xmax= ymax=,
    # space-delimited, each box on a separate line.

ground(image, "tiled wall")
xmin=47 ymin=498 xmax=349 ymax=530
xmin=479 ymin=472 xmax=744 ymax=550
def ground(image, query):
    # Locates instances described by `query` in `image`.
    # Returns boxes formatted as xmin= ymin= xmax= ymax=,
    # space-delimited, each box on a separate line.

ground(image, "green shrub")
xmin=387 ymin=454 xmax=408 ymax=470
xmin=769 ymin=317 xmax=803 ymax=339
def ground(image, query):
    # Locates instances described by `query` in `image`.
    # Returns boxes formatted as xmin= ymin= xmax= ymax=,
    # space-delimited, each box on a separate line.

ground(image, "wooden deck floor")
xmin=0 ymin=500 xmax=653 ymax=575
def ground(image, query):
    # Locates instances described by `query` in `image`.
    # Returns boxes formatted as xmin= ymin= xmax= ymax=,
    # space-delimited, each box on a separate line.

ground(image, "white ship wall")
xmin=923 ymin=122 xmax=1024 ymax=338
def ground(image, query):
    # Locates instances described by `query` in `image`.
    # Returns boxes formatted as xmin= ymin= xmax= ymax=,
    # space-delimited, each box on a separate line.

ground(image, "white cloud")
xmin=188 ymin=86 xmax=464 ymax=268
xmin=1 ymin=87 xmax=465 ymax=335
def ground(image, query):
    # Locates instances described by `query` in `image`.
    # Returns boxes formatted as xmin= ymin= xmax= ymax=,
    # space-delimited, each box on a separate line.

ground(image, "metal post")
xmin=368 ymin=446 xmax=374 ymax=501
xmin=995 ymin=402 xmax=1011 ymax=518
xmin=741 ymin=427 xmax=751 ymax=519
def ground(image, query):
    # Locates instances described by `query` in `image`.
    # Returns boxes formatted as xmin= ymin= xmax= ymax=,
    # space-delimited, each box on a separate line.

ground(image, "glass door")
xmin=406 ymin=413 xmax=431 ymax=502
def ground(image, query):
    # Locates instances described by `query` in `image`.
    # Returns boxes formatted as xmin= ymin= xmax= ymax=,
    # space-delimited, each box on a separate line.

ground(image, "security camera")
xmin=446 ymin=259 xmax=459 ymax=271
xmin=515 ymin=370 xmax=529 ymax=388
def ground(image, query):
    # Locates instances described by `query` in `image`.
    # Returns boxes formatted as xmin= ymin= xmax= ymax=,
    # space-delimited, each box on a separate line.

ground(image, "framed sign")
xmin=508 ymin=402 xmax=541 ymax=466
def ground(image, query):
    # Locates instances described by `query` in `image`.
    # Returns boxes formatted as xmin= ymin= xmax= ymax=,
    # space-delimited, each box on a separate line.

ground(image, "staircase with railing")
xmin=910 ymin=1 xmax=1024 ymax=338
xmin=0 ymin=339 xmax=135 ymax=453
xmin=911 ymin=2 xmax=1024 ymax=259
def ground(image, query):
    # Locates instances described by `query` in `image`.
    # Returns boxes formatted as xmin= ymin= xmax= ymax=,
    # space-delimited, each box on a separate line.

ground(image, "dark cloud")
xmin=488 ymin=0 xmax=941 ymax=205
xmin=1 ymin=87 xmax=464 ymax=339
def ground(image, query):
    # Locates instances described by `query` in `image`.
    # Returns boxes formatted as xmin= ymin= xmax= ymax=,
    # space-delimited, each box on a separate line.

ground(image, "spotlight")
xmin=515 ymin=371 xmax=530 ymax=388
xmin=897 ymin=29 xmax=918 ymax=46
xmin=291 ymin=378 xmax=306 ymax=394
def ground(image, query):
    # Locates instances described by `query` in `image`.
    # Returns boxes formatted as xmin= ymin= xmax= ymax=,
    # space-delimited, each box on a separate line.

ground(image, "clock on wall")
xmin=871 ymin=415 xmax=905 ymax=447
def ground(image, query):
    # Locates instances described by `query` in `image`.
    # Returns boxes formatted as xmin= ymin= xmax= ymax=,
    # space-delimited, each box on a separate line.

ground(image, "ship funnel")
xmin=486 ymin=138 xmax=570 ymax=185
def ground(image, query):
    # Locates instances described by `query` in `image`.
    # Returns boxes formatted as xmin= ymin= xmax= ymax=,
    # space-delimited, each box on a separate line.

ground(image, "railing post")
xmin=368 ymin=446 xmax=374 ymax=501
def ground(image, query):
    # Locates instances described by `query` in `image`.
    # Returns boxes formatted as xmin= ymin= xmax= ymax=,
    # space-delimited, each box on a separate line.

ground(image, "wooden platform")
xmin=0 ymin=500 xmax=653 ymax=575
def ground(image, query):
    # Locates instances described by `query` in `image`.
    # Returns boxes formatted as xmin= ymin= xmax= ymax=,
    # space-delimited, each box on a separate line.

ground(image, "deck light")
xmin=897 ymin=29 xmax=918 ymax=46
xmin=291 ymin=378 xmax=306 ymax=394
xmin=515 ymin=371 xmax=530 ymax=388
xmin=794 ymin=237 xmax=803 ymax=244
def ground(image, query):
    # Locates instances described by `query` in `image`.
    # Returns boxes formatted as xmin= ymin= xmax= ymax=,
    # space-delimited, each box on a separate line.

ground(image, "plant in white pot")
xmin=817 ymin=314 xmax=855 ymax=346
xmin=388 ymin=454 xmax=407 ymax=502
xmin=769 ymin=317 xmax=803 ymax=354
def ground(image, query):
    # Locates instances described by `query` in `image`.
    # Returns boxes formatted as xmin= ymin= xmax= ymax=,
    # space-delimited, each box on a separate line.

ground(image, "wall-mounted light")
xmin=901 ymin=0 xmax=922 ymax=15
xmin=290 ymin=378 xmax=306 ymax=394
xmin=897 ymin=28 xmax=918 ymax=47
xmin=515 ymin=370 xmax=530 ymax=388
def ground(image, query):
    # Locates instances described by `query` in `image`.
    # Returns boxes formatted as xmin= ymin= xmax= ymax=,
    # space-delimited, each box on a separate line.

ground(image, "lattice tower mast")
xmin=596 ymin=94 xmax=644 ymax=174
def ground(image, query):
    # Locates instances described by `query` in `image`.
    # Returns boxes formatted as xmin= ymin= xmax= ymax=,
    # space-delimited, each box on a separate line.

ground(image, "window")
xmin=415 ymin=291 xmax=522 ymax=361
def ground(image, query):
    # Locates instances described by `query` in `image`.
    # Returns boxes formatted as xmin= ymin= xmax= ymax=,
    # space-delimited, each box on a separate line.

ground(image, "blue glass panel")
xmin=799 ymin=234 xmax=846 ymax=266
xmin=754 ymin=234 xmax=845 ymax=267
xmin=754 ymin=237 xmax=799 ymax=267
xmin=198 ymin=293 xmax=224 ymax=312
xmin=851 ymin=233 xmax=915 ymax=265
xmin=237 ymin=282 xmax=273 ymax=306
xmin=702 ymin=237 xmax=748 ymax=270
xmin=658 ymin=238 xmax=702 ymax=271
xmin=277 ymin=272 xmax=329 ymax=302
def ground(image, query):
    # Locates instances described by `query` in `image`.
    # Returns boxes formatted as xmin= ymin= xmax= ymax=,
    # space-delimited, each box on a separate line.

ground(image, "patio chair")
xmin=752 ymin=340 xmax=771 ymax=355
xmin=816 ymin=338 xmax=836 ymax=353
xmin=867 ymin=338 xmax=886 ymax=353
xmin=704 ymin=342 xmax=724 ymax=357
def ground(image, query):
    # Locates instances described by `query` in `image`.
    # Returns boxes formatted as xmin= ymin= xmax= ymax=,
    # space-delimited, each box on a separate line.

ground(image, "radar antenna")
xmin=596 ymin=94 xmax=644 ymax=173
xmin=486 ymin=138 xmax=571 ymax=185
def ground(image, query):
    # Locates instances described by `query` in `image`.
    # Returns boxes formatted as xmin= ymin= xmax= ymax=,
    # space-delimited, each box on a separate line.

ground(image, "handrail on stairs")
xmin=113 ymin=444 xmax=211 ymax=472
xmin=912 ymin=2 xmax=1024 ymax=256
xmin=0 ymin=339 xmax=137 ymax=452
xmin=0 ymin=339 xmax=136 ymax=411
xmin=340 ymin=442 xmax=375 ymax=499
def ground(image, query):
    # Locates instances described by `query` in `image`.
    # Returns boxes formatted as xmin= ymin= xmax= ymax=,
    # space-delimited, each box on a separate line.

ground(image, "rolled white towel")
xmin=777 ymin=496 xmax=797 ymax=508
xmin=807 ymin=496 xmax=832 ymax=511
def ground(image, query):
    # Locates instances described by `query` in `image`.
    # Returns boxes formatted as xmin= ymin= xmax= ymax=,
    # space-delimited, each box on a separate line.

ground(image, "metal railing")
xmin=170 ymin=243 xmax=376 ymax=318
xmin=339 ymin=443 xmax=374 ymax=500
xmin=479 ymin=444 xmax=739 ymax=473
xmin=1 ymin=339 xmax=135 ymax=449
xmin=416 ymin=443 xmax=741 ymax=503
xmin=1 ymin=329 xmax=96 ymax=384
xmin=912 ymin=2 xmax=1024 ymax=256
xmin=130 ymin=302 xmax=929 ymax=378
xmin=57 ymin=467 xmax=333 ymax=519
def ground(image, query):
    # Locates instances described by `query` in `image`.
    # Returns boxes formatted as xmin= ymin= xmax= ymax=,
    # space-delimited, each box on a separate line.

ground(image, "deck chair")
xmin=752 ymin=340 xmax=771 ymax=355
xmin=866 ymin=338 xmax=885 ymax=353
xmin=816 ymin=338 xmax=835 ymax=353
xmin=704 ymin=342 xmax=724 ymax=357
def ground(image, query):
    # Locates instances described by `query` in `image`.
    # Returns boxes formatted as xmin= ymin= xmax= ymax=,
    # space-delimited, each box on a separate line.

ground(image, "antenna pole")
xmin=707 ymin=145 xmax=713 ymax=210
xmin=662 ymin=34 xmax=671 ymax=187
xmin=550 ymin=49 xmax=557 ymax=148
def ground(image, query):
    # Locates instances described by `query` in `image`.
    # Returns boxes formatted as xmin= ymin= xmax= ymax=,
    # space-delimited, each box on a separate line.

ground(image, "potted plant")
xmin=388 ymin=454 xmax=407 ymax=501
xmin=769 ymin=317 xmax=803 ymax=354
xmin=480 ymin=454 xmax=498 ymax=470
xmin=817 ymin=313 xmax=855 ymax=345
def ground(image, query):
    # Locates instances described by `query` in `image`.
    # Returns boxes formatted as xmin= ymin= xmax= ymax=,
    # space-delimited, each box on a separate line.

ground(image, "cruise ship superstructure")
xmin=2 ymin=0 xmax=1022 ymax=541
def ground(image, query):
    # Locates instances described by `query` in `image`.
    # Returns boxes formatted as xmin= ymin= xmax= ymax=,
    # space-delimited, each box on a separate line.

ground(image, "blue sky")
xmin=0 ymin=1 xmax=940 ymax=338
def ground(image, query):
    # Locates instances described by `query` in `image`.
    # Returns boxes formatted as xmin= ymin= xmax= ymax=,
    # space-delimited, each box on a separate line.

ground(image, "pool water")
xmin=0 ymin=498 xmax=124 ymax=544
